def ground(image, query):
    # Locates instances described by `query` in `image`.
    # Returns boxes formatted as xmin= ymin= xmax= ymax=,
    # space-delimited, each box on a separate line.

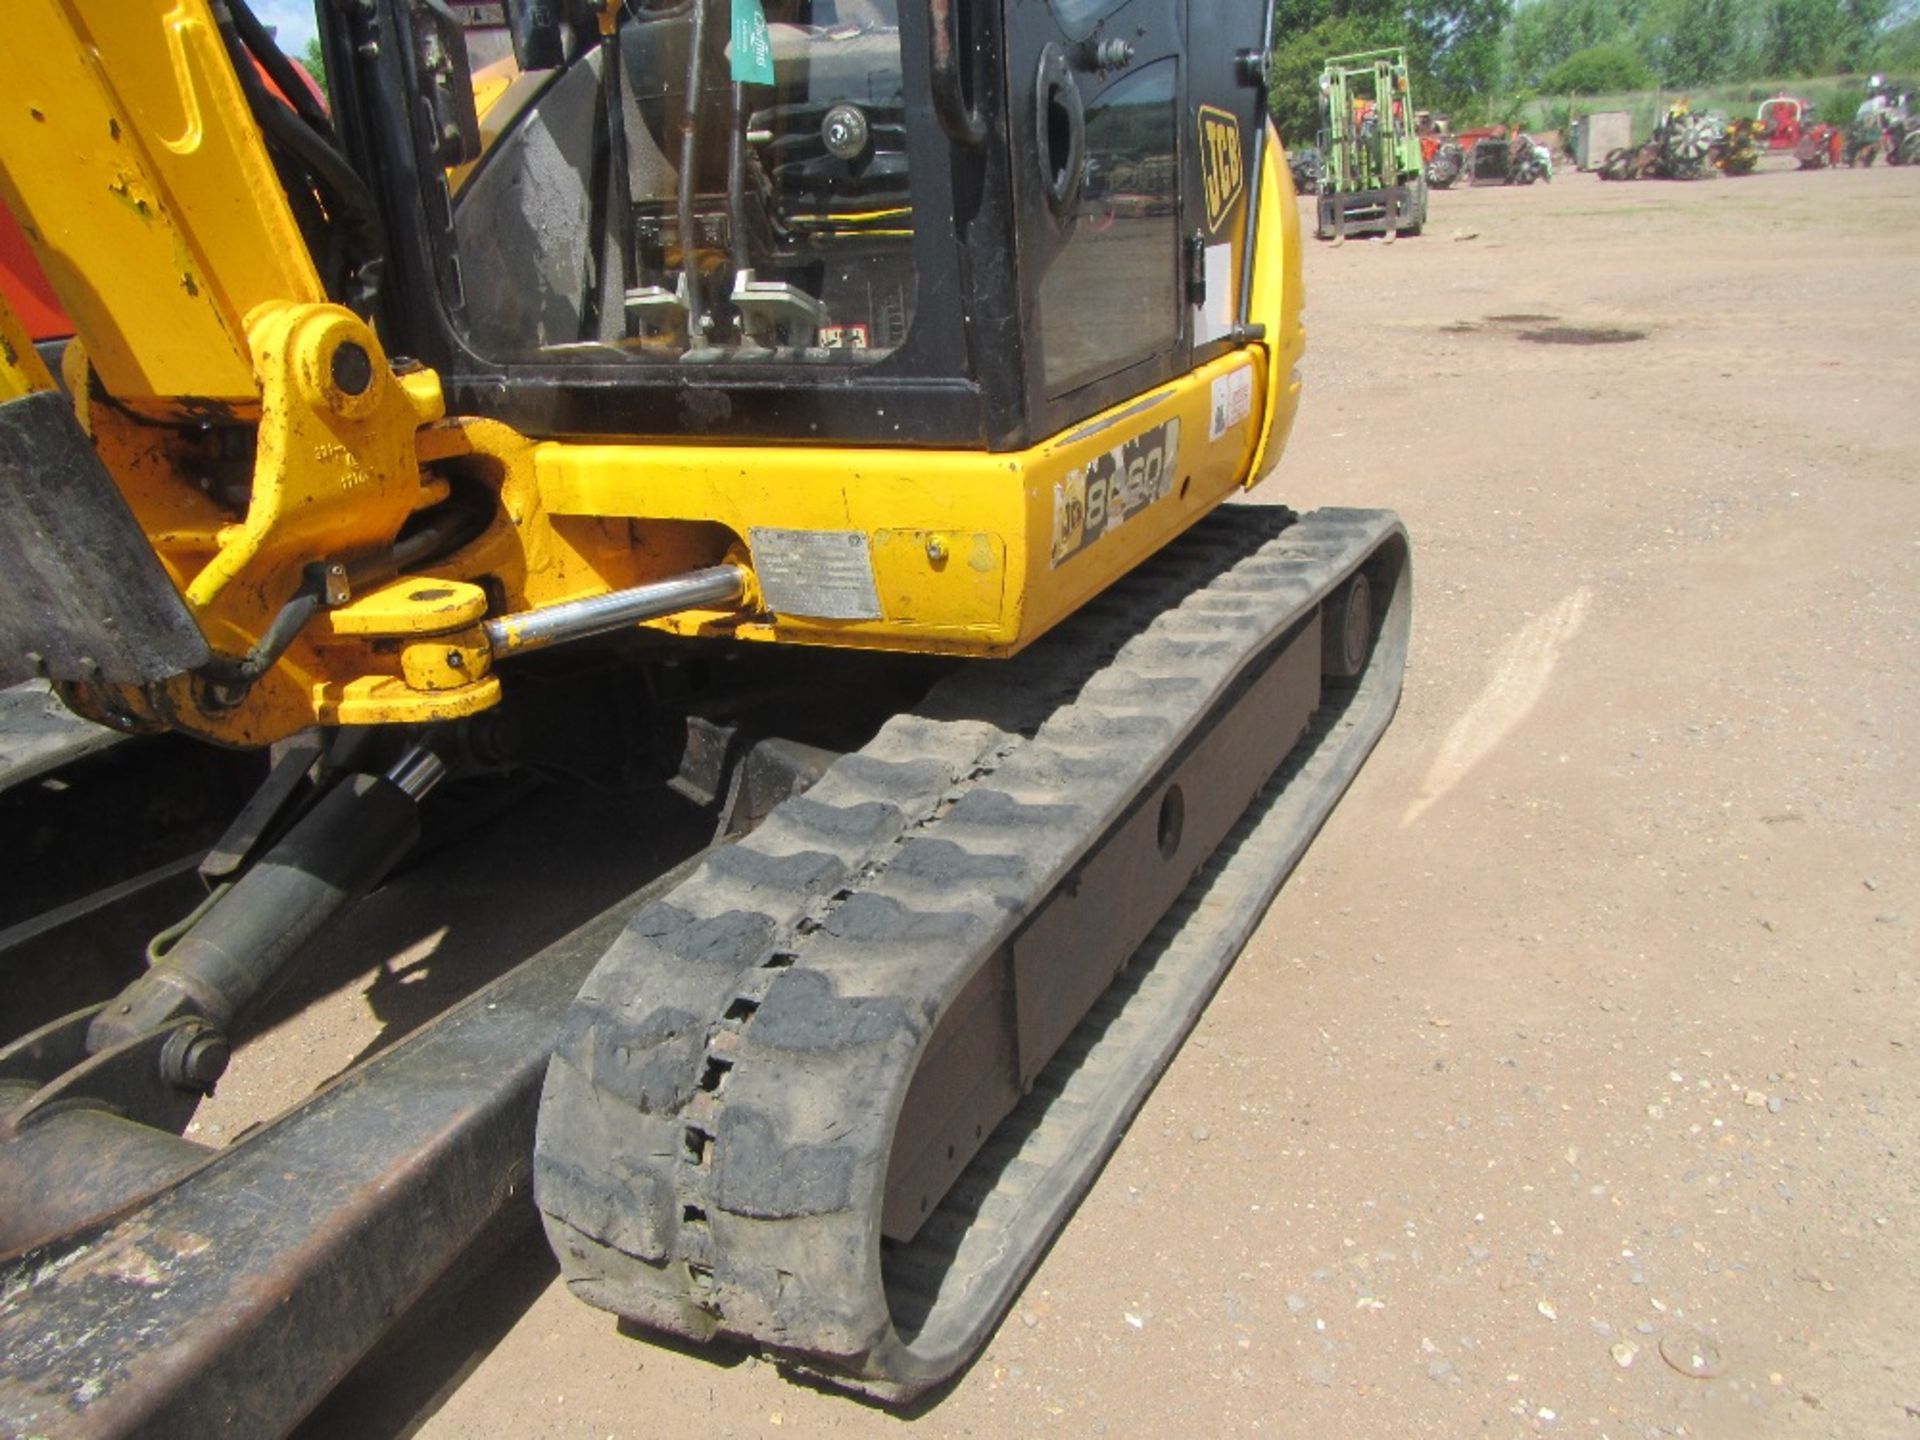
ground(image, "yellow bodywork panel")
xmin=59 ymin=301 xmax=488 ymax=745
xmin=1244 ymin=124 xmax=1308 ymax=490
xmin=186 ymin=304 xmax=446 ymax=626
xmin=530 ymin=349 xmax=1271 ymax=655
xmin=0 ymin=0 xmax=323 ymax=410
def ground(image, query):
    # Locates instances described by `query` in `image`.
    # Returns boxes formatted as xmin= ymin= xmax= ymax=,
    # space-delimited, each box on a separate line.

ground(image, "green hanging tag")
xmin=731 ymin=0 xmax=775 ymax=85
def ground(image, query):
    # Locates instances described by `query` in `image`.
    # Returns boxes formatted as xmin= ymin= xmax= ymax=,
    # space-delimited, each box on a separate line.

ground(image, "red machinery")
xmin=1759 ymin=93 xmax=1812 ymax=150
xmin=1794 ymin=123 xmax=1846 ymax=169
xmin=0 ymin=202 xmax=65 ymax=342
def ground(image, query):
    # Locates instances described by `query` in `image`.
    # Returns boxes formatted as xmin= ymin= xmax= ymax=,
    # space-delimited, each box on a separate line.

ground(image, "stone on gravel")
xmin=1658 ymin=1330 xmax=1724 ymax=1379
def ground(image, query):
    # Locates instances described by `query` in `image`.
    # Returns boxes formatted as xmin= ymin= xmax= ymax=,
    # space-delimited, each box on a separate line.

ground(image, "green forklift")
xmin=1315 ymin=48 xmax=1427 ymax=240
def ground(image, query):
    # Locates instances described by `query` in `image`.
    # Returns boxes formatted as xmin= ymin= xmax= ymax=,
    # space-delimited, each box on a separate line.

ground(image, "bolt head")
xmin=162 ymin=1023 xmax=231 ymax=1093
xmin=821 ymin=102 xmax=870 ymax=161
xmin=182 ymin=1031 xmax=231 ymax=1087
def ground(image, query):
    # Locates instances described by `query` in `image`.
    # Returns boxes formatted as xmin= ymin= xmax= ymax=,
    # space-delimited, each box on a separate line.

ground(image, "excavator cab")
xmin=332 ymin=0 xmax=1274 ymax=447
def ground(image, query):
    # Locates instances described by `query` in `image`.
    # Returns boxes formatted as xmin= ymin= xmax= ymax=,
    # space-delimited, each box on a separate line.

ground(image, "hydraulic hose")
xmin=676 ymin=0 xmax=712 ymax=343
xmin=213 ymin=1 xmax=389 ymax=315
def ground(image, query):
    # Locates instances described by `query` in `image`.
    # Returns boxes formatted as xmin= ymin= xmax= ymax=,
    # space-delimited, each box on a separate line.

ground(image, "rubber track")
xmin=535 ymin=506 xmax=1409 ymax=1398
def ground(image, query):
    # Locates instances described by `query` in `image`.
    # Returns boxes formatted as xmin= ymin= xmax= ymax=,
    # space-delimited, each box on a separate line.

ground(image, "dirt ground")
xmin=297 ymin=160 xmax=1920 ymax=1438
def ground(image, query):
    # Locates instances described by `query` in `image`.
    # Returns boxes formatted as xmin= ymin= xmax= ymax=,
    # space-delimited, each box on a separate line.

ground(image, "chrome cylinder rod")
xmin=483 ymin=564 xmax=748 ymax=659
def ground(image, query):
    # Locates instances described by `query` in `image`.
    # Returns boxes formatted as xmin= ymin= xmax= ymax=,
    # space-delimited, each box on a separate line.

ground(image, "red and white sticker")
xmin=1209 ymin=365 xmax=1254 ymax=441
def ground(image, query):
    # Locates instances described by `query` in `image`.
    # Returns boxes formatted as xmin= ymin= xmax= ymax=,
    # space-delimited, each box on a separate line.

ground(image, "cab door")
xmin=1183 ymin=0 xmax=1266 ymax=367
xmin=1004 ymin=0 xmax=1188 ymax=435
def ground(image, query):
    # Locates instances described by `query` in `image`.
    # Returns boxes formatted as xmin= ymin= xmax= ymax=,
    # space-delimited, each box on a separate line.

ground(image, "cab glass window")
xmin=1036 ymin=60 xmax=1178 ymax=397
xmin=1047 ymin=0 xmax=1131 ymax=40
xmin=445 ymin=1 xmax=915 ymax=365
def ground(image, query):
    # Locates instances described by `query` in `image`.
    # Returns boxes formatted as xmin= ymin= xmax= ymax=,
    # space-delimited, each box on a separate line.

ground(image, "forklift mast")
xmin=1313 ymin=46 xmax=1426 ymax=240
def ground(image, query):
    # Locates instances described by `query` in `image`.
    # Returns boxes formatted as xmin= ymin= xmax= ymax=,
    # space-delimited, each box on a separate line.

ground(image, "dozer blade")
xmin=535 ymin=505 xmax=1411 ymax=1400
xmin=0 ymin=681 xmax=124 ymax=798
xmin=0 ymin=854 xmax=705 ymax=1440
xmin=0 ymin=392 xmax=210 ymax=687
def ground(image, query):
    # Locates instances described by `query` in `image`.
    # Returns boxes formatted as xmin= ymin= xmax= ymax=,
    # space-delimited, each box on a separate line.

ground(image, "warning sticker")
xmin=1050 ymin=418 xmax=1181 ymax=569
xmin=1208 ymin=366 xmax=1254 ymax=441
xmin=748 ymin=528 xmax=883 ymax=620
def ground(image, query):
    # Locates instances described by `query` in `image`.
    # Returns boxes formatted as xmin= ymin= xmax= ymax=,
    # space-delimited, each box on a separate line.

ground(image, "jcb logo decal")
xmin=1198 ymin=105 xmax=1244 ymax=233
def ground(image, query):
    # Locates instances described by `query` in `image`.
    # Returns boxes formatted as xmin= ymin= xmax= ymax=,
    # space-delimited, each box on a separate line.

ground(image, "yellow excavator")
xmin=0 ymin=0 xmax=1406 ymax=1425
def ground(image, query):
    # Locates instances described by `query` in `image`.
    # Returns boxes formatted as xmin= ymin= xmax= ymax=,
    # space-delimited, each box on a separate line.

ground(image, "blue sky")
xmin=254 ymin=0 xmax=318 ymax=55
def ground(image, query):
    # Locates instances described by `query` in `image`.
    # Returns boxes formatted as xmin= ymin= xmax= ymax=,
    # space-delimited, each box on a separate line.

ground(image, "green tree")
xmin=1540 ymin=40 xmax=1656 ymax=90
xmin=1508 ymin=0 xmax=1639 ymax=86
xmin=300 ymin=35 xmax=328 ymax=100
xmin=1761 ymin=0 xmax=1892 ymax=73
xmin=1761 ymin=0 xmax=1825 ymax=72
xmin=1268 ymin=14 xmax=1405 ymax=147
xmin=1268 ymin=1 xmax=1514 ymax=127
xmin=1636 ymin=0 xmax=1755 ymax=85
xmin=1413 ymin=0 xmax=1515 ymax=100
xmin=1873 ymin=12 xmax=1920 ymax=67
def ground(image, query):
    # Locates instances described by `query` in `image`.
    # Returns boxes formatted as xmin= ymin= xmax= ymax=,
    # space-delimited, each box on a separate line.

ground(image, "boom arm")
xmin=0 ymin=0 xmax=493 ymax=742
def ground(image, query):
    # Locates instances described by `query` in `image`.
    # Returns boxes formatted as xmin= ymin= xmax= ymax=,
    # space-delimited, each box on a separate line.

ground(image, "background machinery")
xmin=1599 ymin=100 xmax=1720 ymax=181
xmin=1758 ymin=92 xmax=1812 ymax=151
xmin=1416 ymin=111 xmax=1465 ymax=189
xmin=1313 ymin=47 xmax=1427 ymax=240
xmin=1462 ymin=127 xmax=1550 ymax=186
xmin=0 ymin=0 xmax=1408 ymax=1427
xmin=1716 ymin=116 xmax=1763 ymax=175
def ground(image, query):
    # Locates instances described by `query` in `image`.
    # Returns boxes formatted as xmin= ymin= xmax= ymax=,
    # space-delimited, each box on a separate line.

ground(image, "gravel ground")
xmin=293 ymin=159 xmax=1919 ymax=1439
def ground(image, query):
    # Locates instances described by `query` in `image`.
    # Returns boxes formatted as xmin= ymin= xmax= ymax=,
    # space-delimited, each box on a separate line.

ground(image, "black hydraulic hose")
xmin=213 ymin=5 xmax=388 ymax=315
xmin=677 ymin=0 xmax=711 ymax=343
xmin=248 ymin=85 xmax=391 ymax=313
xmin=590 ymin=23 xmax=637 ymax=341
xmin=197 ymin=562 xmax=331 ymax=696
xmin=196 ymin=495 xmax=491 ymax=699
xmin=223 ymin=0 xmax=334 ymax=140
xmin=379 ymin=492 xmax=494 ymax=580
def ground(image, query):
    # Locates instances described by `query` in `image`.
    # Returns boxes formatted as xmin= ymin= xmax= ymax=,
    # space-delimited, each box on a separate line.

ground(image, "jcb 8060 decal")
xmin=1050 ymin=418 xmax=1181 ymax=568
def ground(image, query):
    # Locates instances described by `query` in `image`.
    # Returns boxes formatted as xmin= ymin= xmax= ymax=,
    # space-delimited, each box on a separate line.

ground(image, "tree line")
xmin=1268 ymin=0 xmax=1920 ymax=145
